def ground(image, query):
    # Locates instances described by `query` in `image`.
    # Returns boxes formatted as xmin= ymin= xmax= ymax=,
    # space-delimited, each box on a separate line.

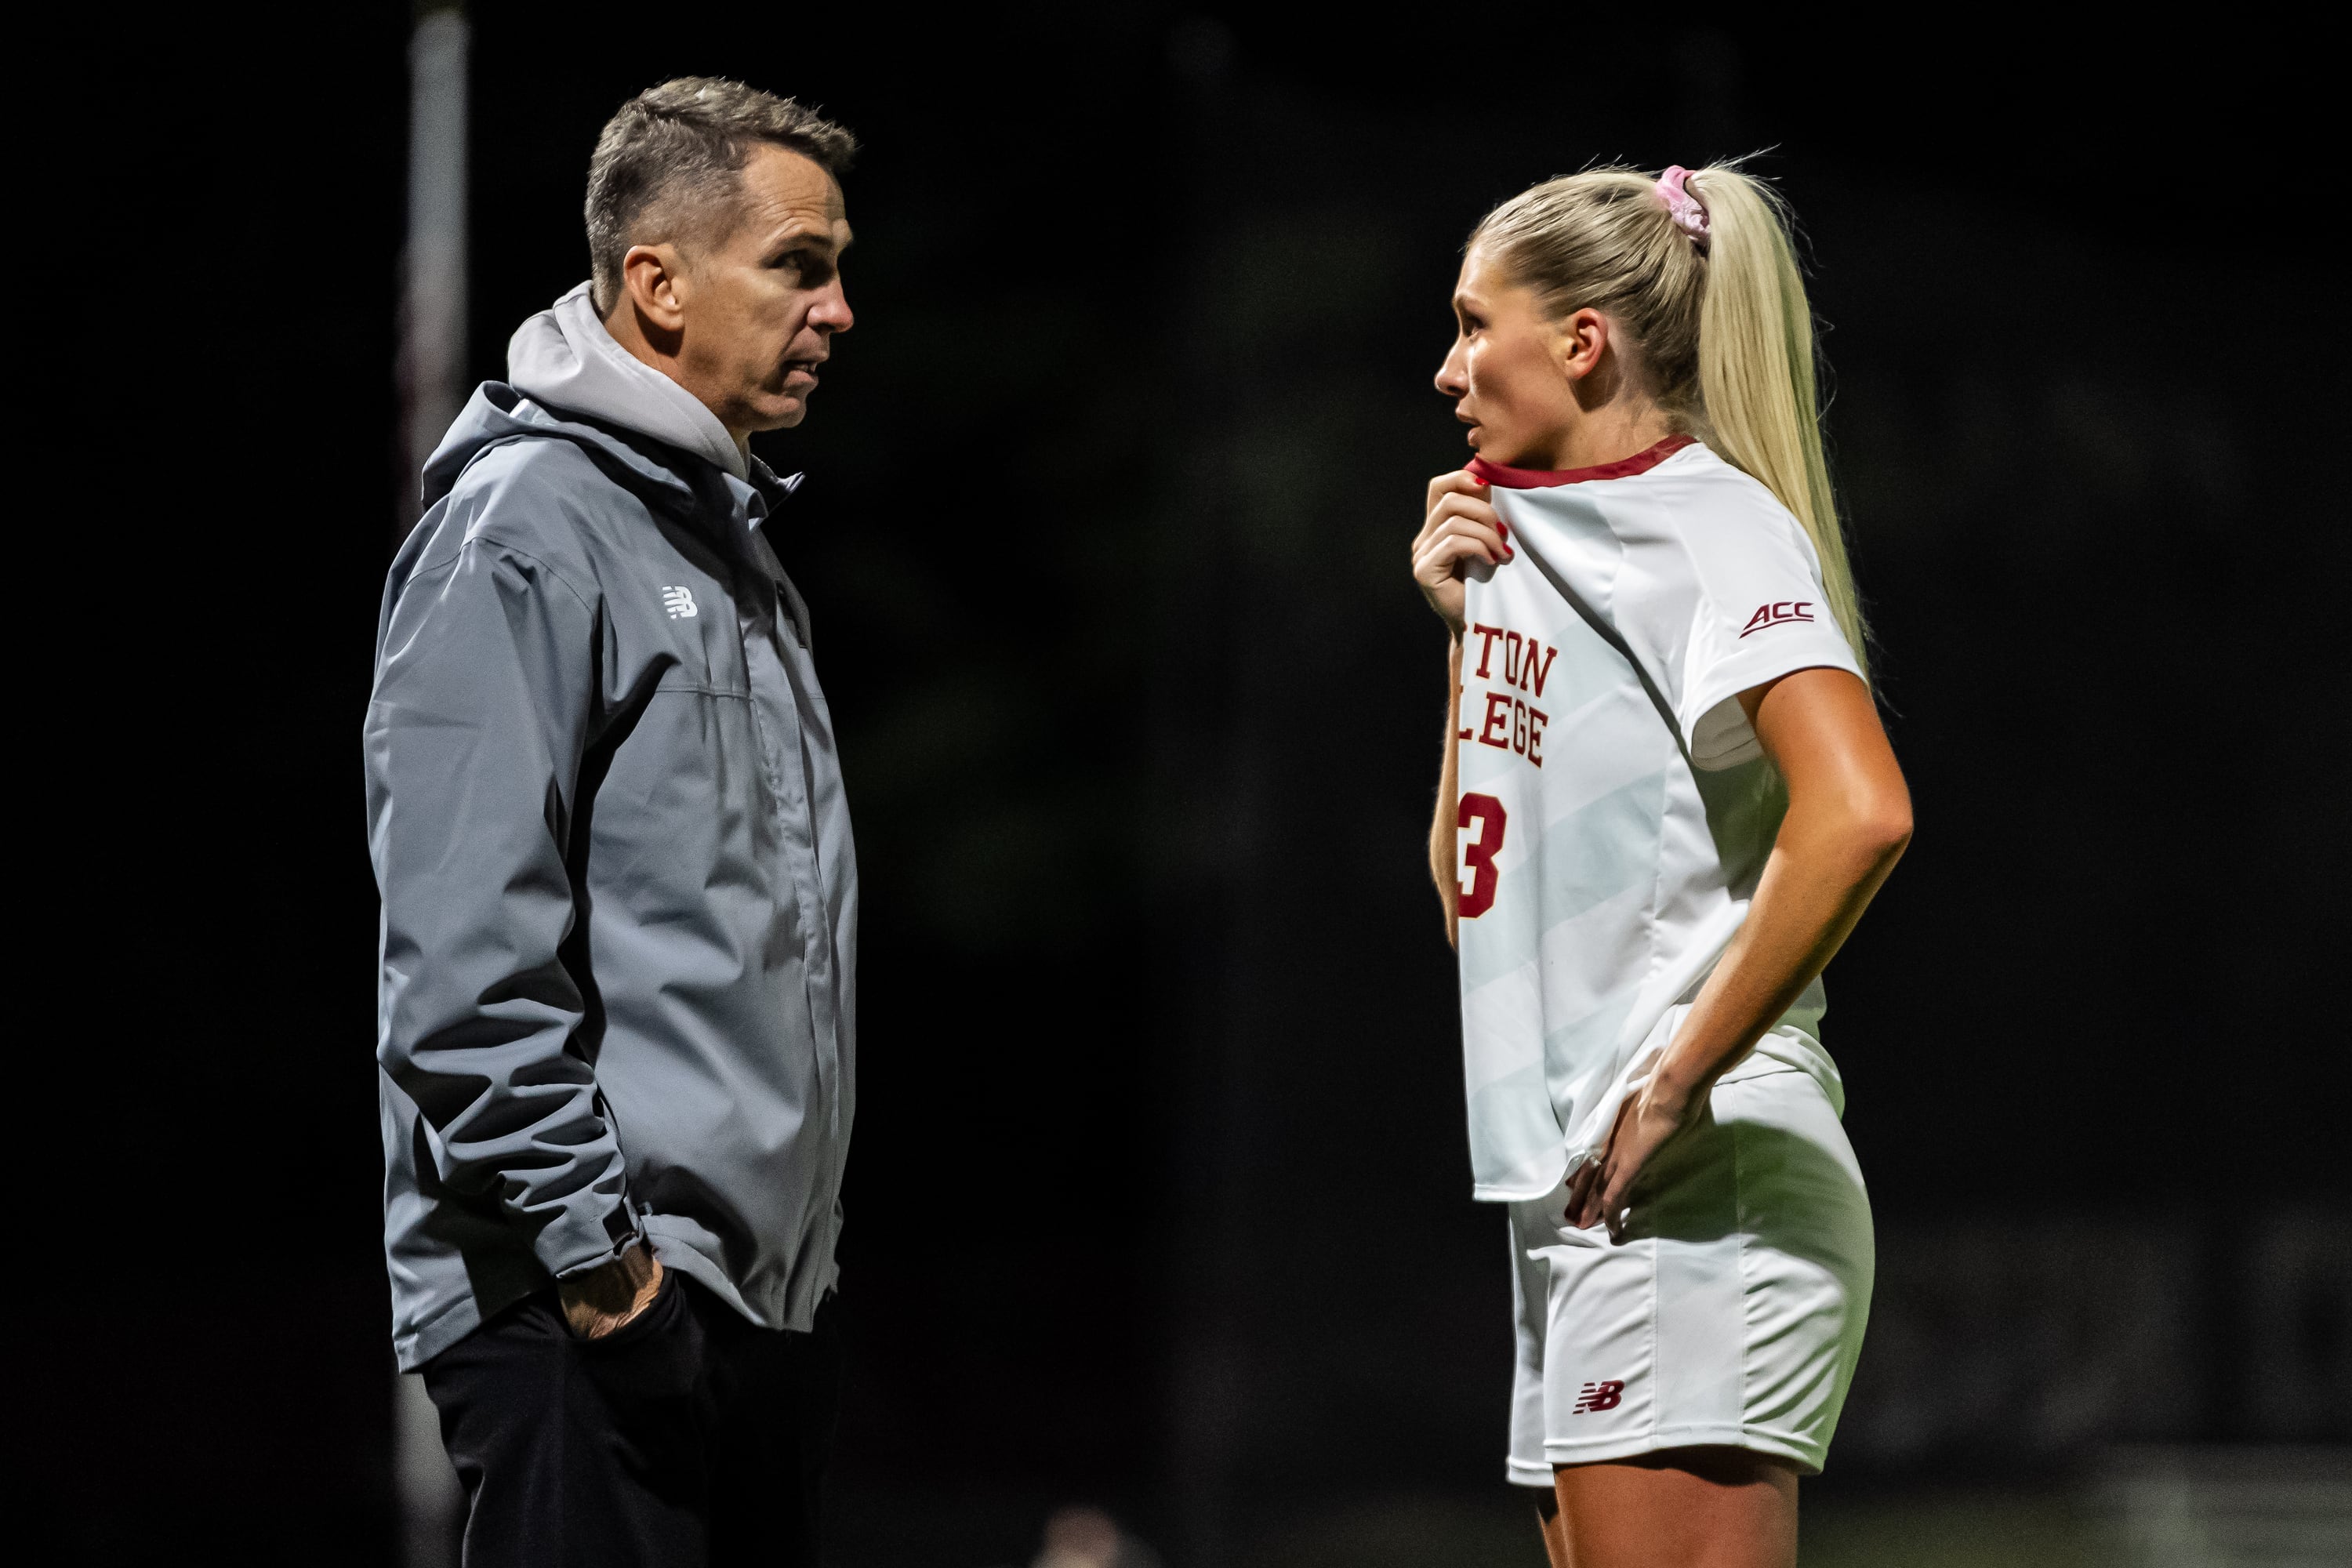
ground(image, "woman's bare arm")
xmin=1412 ymin=470 xmax=1504 ymax=947
xmin=1430 ymin=635 xmax=1465 ymax=945
xmin=1567 ymin=666 xmax=1911 ymax=1233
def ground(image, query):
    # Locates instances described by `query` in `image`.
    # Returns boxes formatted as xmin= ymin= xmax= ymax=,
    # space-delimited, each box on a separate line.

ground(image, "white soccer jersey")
xmin=1454 ymin=435 xmax=1864 ymax=1201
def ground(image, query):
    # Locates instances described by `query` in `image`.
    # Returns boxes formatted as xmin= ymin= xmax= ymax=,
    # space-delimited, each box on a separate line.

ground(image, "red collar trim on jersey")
xmin=1466 ymin=434 xmax=1697 ymax=489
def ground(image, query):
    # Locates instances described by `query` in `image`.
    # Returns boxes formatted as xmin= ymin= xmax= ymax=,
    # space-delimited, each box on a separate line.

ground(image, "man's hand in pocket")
xmin=558 ymin=1242 xmax=666 ymax=1339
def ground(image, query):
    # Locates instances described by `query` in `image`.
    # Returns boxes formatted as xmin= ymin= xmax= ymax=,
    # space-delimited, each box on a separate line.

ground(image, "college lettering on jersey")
xmin=1455 ymin=621 xmax=1555 ymax=768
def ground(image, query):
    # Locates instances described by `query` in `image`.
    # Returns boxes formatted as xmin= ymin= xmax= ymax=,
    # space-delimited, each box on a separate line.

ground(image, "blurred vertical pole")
xmin=394 ymin=7 xmax=470 ymax=1563
xmin=395 ymin=1360 xmax=462 ymax=1568
xmin=396 ymin=3 xmax=469 ymax=542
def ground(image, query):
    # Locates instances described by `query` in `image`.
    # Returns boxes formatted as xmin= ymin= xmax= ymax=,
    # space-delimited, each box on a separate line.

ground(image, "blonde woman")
xmin=1410 ymin=165 xmax=1911 ymax=1568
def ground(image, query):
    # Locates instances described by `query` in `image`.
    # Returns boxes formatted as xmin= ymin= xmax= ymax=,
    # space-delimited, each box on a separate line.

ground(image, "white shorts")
xmin=1506 ymin=1049 xmax=1873 ymax=1484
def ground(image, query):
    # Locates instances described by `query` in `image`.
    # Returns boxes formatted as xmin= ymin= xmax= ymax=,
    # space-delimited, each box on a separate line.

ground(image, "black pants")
xmin=421 ymin=1272 xmax=840 ymax=1567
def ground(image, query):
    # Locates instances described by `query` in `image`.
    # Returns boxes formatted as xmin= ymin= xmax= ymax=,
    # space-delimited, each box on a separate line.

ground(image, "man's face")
xmin=673 ymin=143 xmax=853 ymax=435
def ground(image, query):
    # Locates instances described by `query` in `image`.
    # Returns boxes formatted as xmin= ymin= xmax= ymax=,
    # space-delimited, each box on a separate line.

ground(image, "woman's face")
xmin=1435 ymin=246 xmax=1579 ymax=468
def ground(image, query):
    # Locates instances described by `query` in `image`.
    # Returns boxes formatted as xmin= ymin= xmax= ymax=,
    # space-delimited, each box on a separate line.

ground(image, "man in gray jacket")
xmin=366 ymin=79 xmax=858 ymax=1566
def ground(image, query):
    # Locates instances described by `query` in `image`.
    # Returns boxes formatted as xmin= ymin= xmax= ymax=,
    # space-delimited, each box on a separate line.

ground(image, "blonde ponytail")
xmin=1684 ymin=168 xmax=1867 ymax=675
xmin=1472 ymin=161 xmax=1869 ymax=677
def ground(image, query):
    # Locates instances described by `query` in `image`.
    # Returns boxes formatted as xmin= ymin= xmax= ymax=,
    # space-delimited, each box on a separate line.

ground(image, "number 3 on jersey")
xmin=1457 ymin=793 xmax=1506 ymax=918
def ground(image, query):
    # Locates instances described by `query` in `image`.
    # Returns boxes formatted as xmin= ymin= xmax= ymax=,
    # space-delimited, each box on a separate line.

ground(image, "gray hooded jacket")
xmin=367 ymin=283 xmax=856 ymax=1370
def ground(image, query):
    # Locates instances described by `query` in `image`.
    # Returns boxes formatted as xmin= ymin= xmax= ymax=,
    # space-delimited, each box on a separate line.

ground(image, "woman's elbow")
xmin=1815 ymin=782 xmax=1911 ymax=871
xmin=1785 ymin=769 xmax=1911 ymax=873
xmin=1858 ymin=797 xmax=1913 ymax=869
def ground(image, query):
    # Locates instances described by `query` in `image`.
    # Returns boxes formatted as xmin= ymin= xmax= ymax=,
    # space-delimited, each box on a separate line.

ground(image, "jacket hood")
xmin=419 ymin=379 xmax=706 ymax=521
xmin=505 ymin=281 xmax=748 ymax=481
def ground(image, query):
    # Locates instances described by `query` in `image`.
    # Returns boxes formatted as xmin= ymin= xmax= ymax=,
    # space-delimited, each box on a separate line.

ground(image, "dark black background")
xmin=34 ymin=7 xmax=2344 ymax=1563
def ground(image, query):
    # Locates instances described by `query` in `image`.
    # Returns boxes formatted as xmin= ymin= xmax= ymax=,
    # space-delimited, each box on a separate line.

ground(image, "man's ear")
xmin=617 ymin=242 xmax=690 ymax=333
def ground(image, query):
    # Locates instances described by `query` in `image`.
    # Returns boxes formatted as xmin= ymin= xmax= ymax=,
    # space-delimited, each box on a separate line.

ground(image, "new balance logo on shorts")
xmin=662 ymin=586 xmax=698 ymax=619
xmin=1572 ymin=1380 xmax=1625 ymax=1414
xmin=1739 ymin=600 xmax=1813 ymax=636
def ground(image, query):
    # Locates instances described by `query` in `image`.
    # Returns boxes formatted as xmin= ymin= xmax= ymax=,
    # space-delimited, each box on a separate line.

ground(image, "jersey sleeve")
xmin=1675 ymin=506 xmax=1862 ymax=771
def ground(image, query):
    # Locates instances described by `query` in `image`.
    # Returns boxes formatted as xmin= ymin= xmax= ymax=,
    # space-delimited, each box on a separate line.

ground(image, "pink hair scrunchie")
xmin=1656 ymin=165 xmax=1711 ymax=248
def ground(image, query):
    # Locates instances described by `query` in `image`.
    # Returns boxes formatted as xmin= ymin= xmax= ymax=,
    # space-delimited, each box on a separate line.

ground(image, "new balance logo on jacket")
xmin=662 ymin=586 xmax=698 ymax=619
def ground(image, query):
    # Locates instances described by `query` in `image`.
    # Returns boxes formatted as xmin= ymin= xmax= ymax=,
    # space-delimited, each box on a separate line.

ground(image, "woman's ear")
xmin=1555 ymin=307 xmax=1610 ymax=382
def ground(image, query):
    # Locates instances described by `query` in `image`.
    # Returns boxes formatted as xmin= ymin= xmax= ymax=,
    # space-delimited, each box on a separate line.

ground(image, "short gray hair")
xmin=585 ymin=77 xmax=858 ymax=314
